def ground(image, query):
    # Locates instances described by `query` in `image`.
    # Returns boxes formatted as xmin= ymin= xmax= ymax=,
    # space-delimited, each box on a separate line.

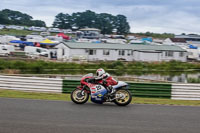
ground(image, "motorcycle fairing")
xmin=113 ymin=81 xmax=128 ymax=89
xmin=90 ymin=84 xmax=108 ymax=104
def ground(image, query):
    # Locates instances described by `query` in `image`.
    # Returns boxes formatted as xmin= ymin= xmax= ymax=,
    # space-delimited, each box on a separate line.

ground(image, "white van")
xmin=24 ymin=46 xmax=50 ymax=58
xmin=0 ymin=45 xmax=15 ymax=56
xmin=186 ymin=48 xmax=200 ymax=61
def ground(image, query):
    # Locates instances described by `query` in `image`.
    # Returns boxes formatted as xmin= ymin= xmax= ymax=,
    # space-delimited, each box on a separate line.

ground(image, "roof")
xmin=40 ymin=39 xmax=55 ymax=44
xmin=175 ymin=34 xmax=200 ymax=39
xmin=60 ymin=42 xmax=186 ymax=52
xmin=79 ymin=28 xmax=100 ymax=31
xmin=170 ymin=38 xmax=187 ymax=43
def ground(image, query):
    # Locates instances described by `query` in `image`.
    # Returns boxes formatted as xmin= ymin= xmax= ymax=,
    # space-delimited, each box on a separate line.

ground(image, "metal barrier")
xmin=172 ymin=83 xmax=200 ymax=100
xmin=62 ymin=80 xmax=172 ymax=98
xmin=128 ymin=82 xmax=171 ymax=98
xmin=0 ymin=75 xmax=62 ymax=93
xmin=1 ymin=75 xmax=200 ymax=100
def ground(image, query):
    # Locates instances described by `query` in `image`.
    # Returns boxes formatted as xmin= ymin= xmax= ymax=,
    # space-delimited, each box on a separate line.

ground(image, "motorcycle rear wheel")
xmin=71 ymin=89 xmax=89 ymax=104
xmin=114 ymin=89 xmax=132 ymax=106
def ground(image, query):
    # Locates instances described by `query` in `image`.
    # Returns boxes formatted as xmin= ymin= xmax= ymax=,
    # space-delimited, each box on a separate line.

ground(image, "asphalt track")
xmin=0 ymin=98 xmax=200 ymax=133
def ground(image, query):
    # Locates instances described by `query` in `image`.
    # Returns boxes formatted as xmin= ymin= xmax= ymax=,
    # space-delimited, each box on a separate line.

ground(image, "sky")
xmin=1 ymin=0 xmax=200 ymax=34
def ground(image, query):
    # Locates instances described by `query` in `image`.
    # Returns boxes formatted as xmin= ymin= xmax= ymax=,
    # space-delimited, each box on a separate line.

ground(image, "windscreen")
xmin=82 ymin=73 xmax=93 ymax=78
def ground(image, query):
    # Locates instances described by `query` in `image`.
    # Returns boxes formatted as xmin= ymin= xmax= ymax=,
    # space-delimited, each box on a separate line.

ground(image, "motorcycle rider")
xmin=95 ymin=68 xmax=118 ymax=94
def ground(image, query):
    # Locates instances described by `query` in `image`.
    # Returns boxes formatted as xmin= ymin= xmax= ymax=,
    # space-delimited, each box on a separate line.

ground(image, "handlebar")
xmin=85 ymin=78 xmax=96 ymax=83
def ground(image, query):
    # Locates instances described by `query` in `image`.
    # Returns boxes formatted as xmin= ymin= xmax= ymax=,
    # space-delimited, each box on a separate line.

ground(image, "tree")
xmin=0 ymin=9 xmax=46 ymax=27
xmin=0 ymin=12 xmax=9 ymax=24
xmin=53 ymin=13 xmax=72 ymax=29
xmin=31 ymin=20 xmax=46 ymax=27
xmin=96 ymin=13 xmax=115 ymax=34
xmin=72 ymin=10 xmax=97 ymax=29
xmin=114 ymin=15 xmax=130 ymax=34
xmin=52 ymin=10 xmax=130 ymax=34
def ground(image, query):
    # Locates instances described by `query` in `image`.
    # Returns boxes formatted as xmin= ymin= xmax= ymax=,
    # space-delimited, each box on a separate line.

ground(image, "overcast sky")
xmin=1 ymin=0 xmax=200 ymax=34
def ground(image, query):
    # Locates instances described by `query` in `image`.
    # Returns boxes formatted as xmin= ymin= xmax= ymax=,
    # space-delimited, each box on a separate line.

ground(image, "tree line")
xmin=53 ymin=10 xmax=130 ymax=34
xmin=0 ymin=9 xmax=130 ymax=34
xmin=0 ymin=9 xmax=46 ymax=27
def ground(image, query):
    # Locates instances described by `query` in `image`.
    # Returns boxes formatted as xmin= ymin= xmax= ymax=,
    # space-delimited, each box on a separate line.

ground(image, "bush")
xmin=0 ymin=59 xmax=200 ymax=76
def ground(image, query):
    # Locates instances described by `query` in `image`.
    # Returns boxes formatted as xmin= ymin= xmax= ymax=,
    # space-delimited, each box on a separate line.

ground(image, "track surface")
xmin=0 ymin=98 xmax=200 ymax=133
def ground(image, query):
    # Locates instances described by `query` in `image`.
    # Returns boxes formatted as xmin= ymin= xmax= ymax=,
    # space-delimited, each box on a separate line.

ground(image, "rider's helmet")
xmin=96 ymin=68 xmax=105 ymax=77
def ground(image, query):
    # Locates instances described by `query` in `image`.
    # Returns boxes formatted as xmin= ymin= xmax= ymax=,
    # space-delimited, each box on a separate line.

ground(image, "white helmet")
xmin=96 ymin=68 xmax=105 ymax=77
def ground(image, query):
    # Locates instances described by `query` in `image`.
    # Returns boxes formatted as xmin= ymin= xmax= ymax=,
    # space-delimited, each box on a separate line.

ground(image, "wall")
xmin=88 ymin=49 xmax=133 ymax=61
xmin=134 ymin=51 xmax=161 ymax=62
xmin=160 ymin=51 xmax=187 ymax=62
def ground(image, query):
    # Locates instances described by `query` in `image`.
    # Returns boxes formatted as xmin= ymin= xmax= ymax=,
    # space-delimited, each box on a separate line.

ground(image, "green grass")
xmin=0 ymin=89 xmax=70 ymax=101
xmin=0 ymin=89 xmax=200 ymax=106
xmin=132 ymin=97 xmax=200 ymax=106
xmin=0 ymin=29 xmax=74 ymax=36
xmin=0 ymin=29 xmax=34 ymax=36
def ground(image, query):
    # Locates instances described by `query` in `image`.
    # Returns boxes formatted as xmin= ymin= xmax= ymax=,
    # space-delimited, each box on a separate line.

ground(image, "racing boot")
xmin=107 ymin=85 xmax=115 ymax=95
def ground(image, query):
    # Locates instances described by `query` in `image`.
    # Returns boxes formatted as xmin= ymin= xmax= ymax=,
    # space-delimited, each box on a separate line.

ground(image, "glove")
xmin=87 ymin=78 xmax=95 ymax=83
xmin=102 ymin=79 xmax=107 ymax=85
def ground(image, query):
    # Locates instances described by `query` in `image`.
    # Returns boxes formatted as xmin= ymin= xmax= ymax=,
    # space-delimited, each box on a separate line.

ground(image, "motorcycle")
xmin=71 ymin=73 xmax=132 ymax=106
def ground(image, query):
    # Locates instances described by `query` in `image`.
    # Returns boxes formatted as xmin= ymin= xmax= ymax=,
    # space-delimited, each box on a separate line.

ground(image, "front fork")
xmin=77 ymin=85 xmax=90 ymax=95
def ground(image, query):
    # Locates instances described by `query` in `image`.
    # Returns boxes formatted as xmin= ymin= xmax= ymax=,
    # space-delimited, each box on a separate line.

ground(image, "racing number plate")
xmin=91 ymin=85 xmax=103 ymax=94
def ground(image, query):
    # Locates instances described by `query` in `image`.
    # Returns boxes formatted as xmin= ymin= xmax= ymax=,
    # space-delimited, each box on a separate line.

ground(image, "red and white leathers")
xmin=95 ymin=73 xmax=118 ymax=91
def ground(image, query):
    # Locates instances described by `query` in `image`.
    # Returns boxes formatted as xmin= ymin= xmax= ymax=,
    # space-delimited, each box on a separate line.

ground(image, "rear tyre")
xmin=114 ymin=89 xmax=132 ymax=106
xmin=71 ymin=89 xmax=89 ymax=104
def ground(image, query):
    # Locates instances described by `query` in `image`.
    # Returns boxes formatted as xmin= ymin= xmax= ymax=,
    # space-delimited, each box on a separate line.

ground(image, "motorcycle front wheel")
xmin=114 ymin=89 xmax=132 ymax=106
xmin=71 ymin=89 xmax=89 ymax=104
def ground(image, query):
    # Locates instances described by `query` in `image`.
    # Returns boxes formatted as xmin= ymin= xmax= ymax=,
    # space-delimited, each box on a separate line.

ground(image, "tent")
xmin=141 ymin=38 xmax=153 ymax=42
xmin=10 ymin=40 xmax=34 ymax=46
xmin=23 ymin=42 xmax=34 ymax=46
xmin=57 ymin=33 xmax=70 ymax=40
xmin=35 ymin=42 xmax=40 ymax=47
xmin=10 ymin=40 xmax=24 ymax=43
xmin=189 ymin=44 xmax=198 ymax=49
xmin=40 ymin=39 xmax=56 ymax=46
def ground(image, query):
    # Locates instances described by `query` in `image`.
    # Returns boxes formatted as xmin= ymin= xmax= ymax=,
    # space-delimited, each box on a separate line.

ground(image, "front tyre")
xmin=114 ymin=89 xmax=132 ymax=106
xmin=71 ymin=89 xmax=89 ymax=104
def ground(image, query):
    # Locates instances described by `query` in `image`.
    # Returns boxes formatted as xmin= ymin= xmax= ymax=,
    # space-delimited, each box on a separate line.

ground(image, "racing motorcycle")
xmin=71 ymin=73 xmax=132 ymax=106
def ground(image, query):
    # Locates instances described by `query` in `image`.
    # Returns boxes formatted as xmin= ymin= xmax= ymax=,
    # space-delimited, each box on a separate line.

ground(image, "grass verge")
xmin=0 ymin=89 xmax=200 ymax=106
xmin=0 ymin=89 xmax=70 ymax=101
xmin=132 ymin=97 xmax=200 ymax=106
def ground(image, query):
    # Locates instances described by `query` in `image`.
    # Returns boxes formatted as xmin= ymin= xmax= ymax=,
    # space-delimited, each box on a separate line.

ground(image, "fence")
xmin=0 ymin=75 xmax=200 ymax=100
xmin=62 ymin=80 xmax=172 ymax=98
xmin=0 ymin=75 xmax=62 ymax=93
xmin=172 ymin=83 xmax=200 ymax=100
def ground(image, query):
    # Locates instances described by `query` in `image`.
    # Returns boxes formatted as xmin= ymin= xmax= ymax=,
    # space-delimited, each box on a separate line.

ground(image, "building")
xmin=186 ymin=48 xmax=200 ymax=61
xmin=55 ymin=42 xmax=187 ymax=62
xmin=163 ymin=38 xmax=187 ymax=45
xmin=175 ymin=34 xmax=200 ymax=47
xmin=77 ymin=28 xmax=101 ymax=39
